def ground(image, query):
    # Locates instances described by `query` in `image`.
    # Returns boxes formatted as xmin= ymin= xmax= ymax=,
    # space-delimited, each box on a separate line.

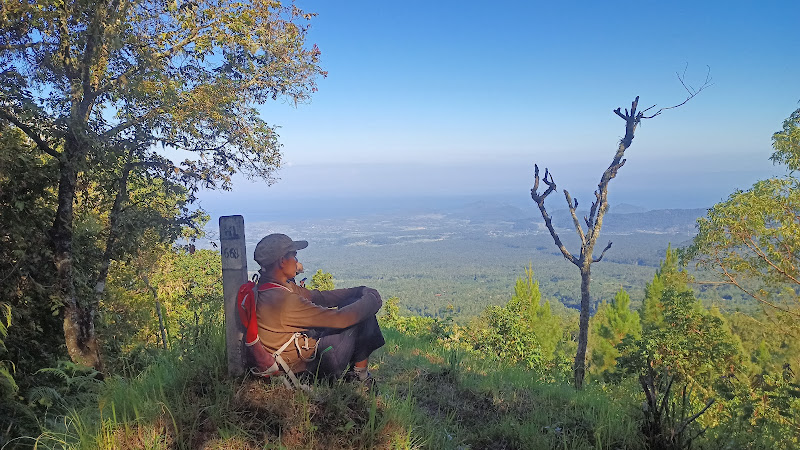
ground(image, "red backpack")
xmin=237 ymin=277 xmax=307 ymax=389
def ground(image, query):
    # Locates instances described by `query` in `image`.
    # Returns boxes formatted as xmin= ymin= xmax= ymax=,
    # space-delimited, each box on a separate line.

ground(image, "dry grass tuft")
xmin=102 ymin=415 xmax=175 ymax=449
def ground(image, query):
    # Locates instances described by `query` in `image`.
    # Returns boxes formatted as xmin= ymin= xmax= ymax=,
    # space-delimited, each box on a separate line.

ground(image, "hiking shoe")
xmin=344 ymin=370 xmax=377 ymax=390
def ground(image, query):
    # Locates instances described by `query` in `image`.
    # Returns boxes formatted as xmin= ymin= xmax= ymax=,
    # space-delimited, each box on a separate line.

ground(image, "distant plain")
xmin=202 ymin=197 xmax=750 ymax=319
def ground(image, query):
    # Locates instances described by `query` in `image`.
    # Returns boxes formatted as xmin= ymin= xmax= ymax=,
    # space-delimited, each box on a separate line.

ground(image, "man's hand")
xmin=362 ymin=287 xmax=382 ymax=306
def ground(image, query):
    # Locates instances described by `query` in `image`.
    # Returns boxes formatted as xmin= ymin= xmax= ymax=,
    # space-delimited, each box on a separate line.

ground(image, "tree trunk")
xmin=93 ymin=162 xmax=131 ymax=306
xmin=142 ymin=275 xmax=168 ymax=351
xmin=52 ymin=136 xmax=103 ymax=372
xmin=573 ymin=263 xmax=591 ymax=388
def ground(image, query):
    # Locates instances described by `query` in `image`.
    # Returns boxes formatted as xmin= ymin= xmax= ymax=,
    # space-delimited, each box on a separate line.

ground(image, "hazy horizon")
xmin=199 ymin=154 xmax=784 ymax=224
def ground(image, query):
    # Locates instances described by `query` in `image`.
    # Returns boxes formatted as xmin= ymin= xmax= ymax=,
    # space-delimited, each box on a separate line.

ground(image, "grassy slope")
xmin=29 ymin=325 xmax=646 ymax=450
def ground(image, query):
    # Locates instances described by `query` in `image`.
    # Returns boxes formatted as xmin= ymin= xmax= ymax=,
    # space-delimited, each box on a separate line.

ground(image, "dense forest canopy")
xmin=0 ymin=0 xmax=325 ymax=370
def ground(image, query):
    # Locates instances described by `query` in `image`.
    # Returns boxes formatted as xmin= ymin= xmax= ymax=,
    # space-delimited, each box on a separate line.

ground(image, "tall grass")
xmin=36 ymin=321 xmax=797 ymax=449
xmin=376 ymin=327 xmax=645 ymax=449
xmin=26 ymin=323 xmax=443 ymax=449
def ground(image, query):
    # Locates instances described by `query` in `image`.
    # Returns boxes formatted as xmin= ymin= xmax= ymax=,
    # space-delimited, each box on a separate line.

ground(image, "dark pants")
xmin=307 ymin=301 xmax=385 ymax=379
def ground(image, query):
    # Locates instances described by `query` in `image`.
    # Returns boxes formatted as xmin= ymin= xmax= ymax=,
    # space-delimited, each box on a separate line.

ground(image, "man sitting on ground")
xmin=253 ymin=233 xmax=385 ymax=384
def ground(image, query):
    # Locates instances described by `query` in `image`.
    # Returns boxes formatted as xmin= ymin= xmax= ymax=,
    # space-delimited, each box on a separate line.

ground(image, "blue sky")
xmin=204 ymin=0 xmax=800 ymax=217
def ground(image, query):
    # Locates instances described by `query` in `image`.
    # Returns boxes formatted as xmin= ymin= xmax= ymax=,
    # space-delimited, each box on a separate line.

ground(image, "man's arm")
xmin=282 ymin=290 xmax=382 ymax=329
xmin=292 ymin=284 xmax=365 ymax=308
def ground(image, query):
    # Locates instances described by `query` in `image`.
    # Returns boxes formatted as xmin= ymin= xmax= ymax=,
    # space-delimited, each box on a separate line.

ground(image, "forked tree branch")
xmin=641 ymin=65 xmax=712 ymax=119
xmin=742 ymin=236 xmax=800 ymax=286
xmin=676 ymin=398 xmax=716 ymax=437
xmin=531 ymin=165 xmax=577 ymax=265
xmin=533 ymin=87 xmax=706 ymax=268
xmin=0 ymin=108 xmax=59 ymax=158
xmin=100 ymin=108 xmax=161 ymax=140
xmin=531 ymin=164 xmax=557 ymax=200
xmin=592 ymin=241 xmax=613 ymax=263
xmin=564 ymin=190 xmax=587 ymax=245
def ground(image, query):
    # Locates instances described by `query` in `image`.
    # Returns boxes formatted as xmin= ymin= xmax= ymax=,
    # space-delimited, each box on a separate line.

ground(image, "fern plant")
xmin=0 ymin=301 xmax=16 ymax=399
xmin=30 ymin=360 xmax=103 ymax=411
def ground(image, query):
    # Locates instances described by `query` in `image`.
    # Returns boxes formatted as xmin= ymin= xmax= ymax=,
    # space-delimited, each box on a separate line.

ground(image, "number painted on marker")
xmin=222 ymin=225 xmax=240 ymax=240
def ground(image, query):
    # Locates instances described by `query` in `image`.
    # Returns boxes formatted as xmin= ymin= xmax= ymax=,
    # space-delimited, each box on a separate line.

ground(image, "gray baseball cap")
xmin=254 ymin=233 xmax=308 ymax=266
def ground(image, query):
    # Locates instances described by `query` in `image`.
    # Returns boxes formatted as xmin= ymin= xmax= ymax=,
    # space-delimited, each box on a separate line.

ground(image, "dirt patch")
xmin=185 ymin=378 xmax=395 ymax=449
xmin=407 ymin=368 xmax=500 ymax=429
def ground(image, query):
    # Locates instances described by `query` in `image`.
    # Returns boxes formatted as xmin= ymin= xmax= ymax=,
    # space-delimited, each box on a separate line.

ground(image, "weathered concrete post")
xmin=219 ymin=215 xmax=247 ymax=376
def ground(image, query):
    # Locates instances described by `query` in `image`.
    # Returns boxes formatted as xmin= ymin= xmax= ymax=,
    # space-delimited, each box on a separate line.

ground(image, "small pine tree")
xmin=640 ymin=245 xmax=692 ymax=330
xmin=380 ymin=296 xmax=401 ymax=326
xmin=507 ymin=264 xmax=562 ymax=363
xmin=476 ymin=265 xmax=563 ymax=370
xmin=756 ymin=340 xmax=771 ymax=372
xmin=619 ymin=248 xmax=745 ymax=386
xmin=589 ymin=289 xmax=641 ymax=378
xmin=308 ymin=269 xmax=335 ymax=291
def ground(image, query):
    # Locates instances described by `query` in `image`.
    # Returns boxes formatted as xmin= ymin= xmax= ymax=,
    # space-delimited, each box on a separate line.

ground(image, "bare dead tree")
xmin=530 ymin=69 xmax=711 ymax=389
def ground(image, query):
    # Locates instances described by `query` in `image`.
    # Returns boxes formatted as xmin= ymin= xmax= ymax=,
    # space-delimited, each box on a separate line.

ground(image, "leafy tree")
xmin=620 ymin=287 xmax=745 ymax=388
xmin=0 ymin=126 xmax=61 ymax=444
xmin=589 ymin=288 xmax=641 ymax=378
xmin=0 ymin=0 xmax=325 ymax=370
xmin=681 ymin=106 xmax=800 ymax=324
xmin=620 ymin=249 xmax=744 ymax=387
xmin=379 ymin=296 xmax=402 ymax=325
xmin=0 ymin=128 xmax=61 ymax=367
xmin=308 ymin=269 xmax=335 ymax=291
xmin=726 ymin=311 xmax=800 ymax=380
xmin=530 ymin=79 xmax=710 ymax=387
xmin=103 ymin=246 xmax=222 ymax=372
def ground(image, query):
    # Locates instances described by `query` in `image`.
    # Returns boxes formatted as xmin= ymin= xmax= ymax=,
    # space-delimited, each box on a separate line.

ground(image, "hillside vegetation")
xmin=12 ymin=281 xmax=798 ymax=449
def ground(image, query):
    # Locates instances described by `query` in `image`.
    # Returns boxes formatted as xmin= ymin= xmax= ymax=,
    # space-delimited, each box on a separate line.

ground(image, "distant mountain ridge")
xmin=445 ymin=200 xmax=531 ymax=223
xmin=600 ymin=208 xmax=708 ymax=234
xmin=609 ymin=203 xmax=648 ymax=214
xmin=441 ymin=202 xmax=707 ymax=235
xmin=204 ymin=200 xmax=708 ymax=249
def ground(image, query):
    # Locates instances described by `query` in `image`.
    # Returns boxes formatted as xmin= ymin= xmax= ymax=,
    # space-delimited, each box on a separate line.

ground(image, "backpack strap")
xmin=246 ymin=281 xmax=311 ymax=391
xmin=237 ymin=280 xmax=260 ymax=346
xmin=258 ymin=281 xmax=291 ymax=292
xmin=274 ymin=332 xmax=308 ymax=390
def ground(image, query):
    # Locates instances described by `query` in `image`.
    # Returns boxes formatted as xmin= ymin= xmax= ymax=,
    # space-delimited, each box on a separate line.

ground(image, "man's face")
xmin=280 ymin=251 xmax=299 ymax=279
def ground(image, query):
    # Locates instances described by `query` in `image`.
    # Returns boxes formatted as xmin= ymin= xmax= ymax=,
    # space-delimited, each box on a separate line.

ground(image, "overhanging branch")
xmin=641 ymin=65 xmax=712 ymax=119
xmin=717 ymin=256 xmax=800 ymax=318
xmin=0 ymin=108 xmax=59 ymax=158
